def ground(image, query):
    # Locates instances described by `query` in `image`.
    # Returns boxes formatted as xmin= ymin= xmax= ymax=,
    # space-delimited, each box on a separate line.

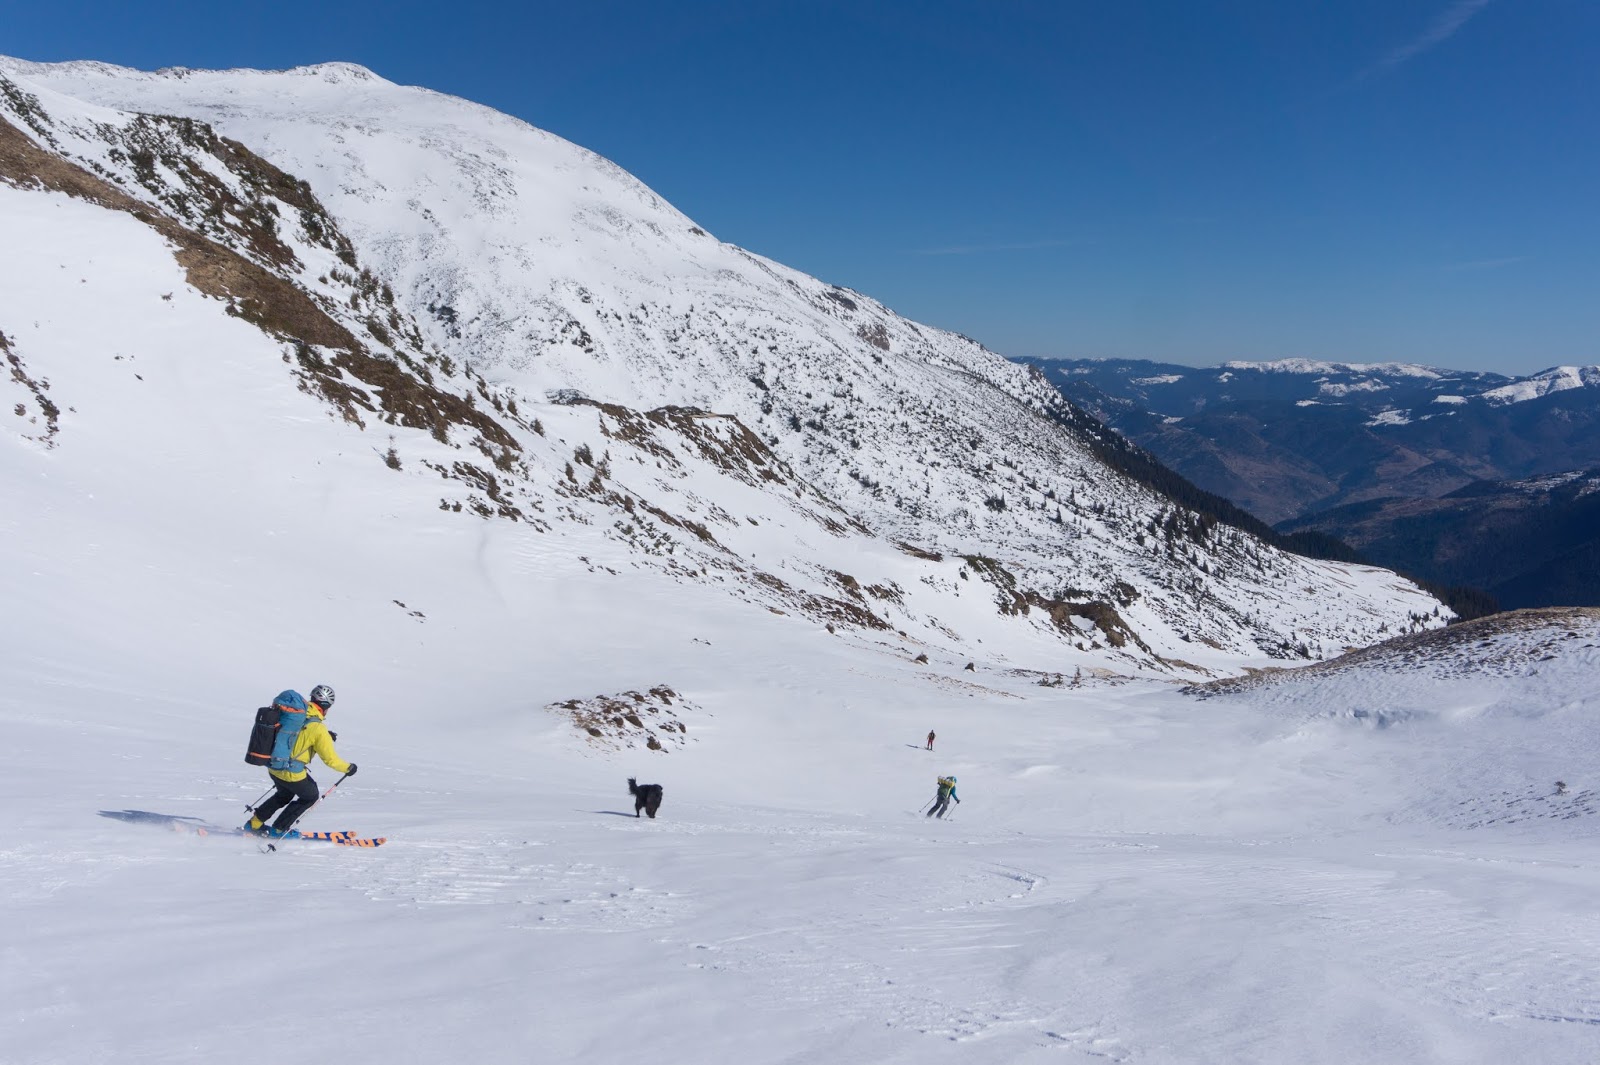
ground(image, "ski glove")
xmin=328 ymin=731 xmax=338 ymax=742
xmin=954 ymin=797 xmax=961 ymax=803
xmin=345 ymin=763 xmax=358 ymax=777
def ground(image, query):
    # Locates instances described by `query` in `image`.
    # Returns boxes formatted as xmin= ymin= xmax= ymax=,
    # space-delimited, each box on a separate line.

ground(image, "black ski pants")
xmin=255 ymin=775 xmax=319 ymax=831
xmin=928 ymin=796 xmax=951 ymax=818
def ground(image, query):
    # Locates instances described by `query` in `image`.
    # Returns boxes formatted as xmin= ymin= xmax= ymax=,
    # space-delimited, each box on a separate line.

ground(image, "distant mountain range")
xmin=1020 ymin=357 xmax=1600 ymax=608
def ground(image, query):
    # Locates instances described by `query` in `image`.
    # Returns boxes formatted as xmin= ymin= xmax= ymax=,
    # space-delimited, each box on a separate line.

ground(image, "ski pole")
xmin=245 ymin=785 xmax=275 ymax=813
xmin=321 ymin=770 xmax=352 ymax=801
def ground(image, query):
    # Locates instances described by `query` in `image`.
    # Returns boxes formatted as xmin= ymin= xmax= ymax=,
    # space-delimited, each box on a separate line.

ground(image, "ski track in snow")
xmin=11 ymin=744 xmax=1600 ymax=1064
xmin=10 ymin=627 xmax=1600 ymax=1064
xmin=6 ymin=622 xmax=1599 ymax=1064
xmin=57 ymin=781 xmax=1600 ymax=1060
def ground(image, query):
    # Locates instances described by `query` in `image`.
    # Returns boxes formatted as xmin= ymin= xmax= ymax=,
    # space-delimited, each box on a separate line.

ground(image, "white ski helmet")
xmin=309 ymin=684 xmax=336 ymax=710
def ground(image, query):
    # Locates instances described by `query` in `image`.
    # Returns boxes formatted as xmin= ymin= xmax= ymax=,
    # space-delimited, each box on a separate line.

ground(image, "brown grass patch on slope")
xmin=548 ymin=686 xmax=698 ymax=752
xmin=0 ymin=111 xmax=519 ymax=454
xmin=0 ymin=110 xmax=357 ymax=352
xmin=107 ymin=113 xmax=357 ymax=272
xmin=962 ymin=553 xmax=1153 ymax=655
xmin=1 ymin=329 xmax=61 ymax=446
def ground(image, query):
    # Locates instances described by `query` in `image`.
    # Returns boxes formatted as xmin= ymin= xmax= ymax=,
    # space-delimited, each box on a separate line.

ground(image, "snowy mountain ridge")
xmin=1024 ymin=354 xmax=1600 ymax=533
xmin=1221 ymin=357 xmax=1451 ymax=379
xmin=1481 ymin=364 xmax=1600 ymax=406
xmin=1076 ymin=355 xmax=1600 ymax=413
xmin=0 ymin=57 xmax=1444 ymax=676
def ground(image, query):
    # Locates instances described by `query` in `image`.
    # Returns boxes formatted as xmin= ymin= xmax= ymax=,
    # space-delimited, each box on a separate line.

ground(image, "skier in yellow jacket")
xmin=245 ymin=685 xmax=356 ymax=838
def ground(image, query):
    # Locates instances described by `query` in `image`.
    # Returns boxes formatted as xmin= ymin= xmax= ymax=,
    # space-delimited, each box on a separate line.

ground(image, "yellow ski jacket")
xmin=268 ymin=706 xmax=351 ymax=782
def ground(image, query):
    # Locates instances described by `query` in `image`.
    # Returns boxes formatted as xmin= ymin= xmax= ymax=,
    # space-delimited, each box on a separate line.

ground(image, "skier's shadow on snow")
xmin=592 ymin=810 xmax=642 ymax=818
xmin=905 ymin=744 xmax=928 ymax=750
xmin=98 ymin=810 xmax=206 ymax=826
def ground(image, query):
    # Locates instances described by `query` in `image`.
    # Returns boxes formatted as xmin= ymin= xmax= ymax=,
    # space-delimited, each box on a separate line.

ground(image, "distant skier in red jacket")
xmin=926 ymin=730 xmax=936 ymax=751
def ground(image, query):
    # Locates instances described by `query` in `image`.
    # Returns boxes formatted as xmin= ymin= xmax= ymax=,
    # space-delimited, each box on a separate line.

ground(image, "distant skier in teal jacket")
xmin=927 ymin=775 xmax=959 ymax=819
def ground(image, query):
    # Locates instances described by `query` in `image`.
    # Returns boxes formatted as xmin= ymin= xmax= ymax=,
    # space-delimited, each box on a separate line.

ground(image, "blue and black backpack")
xmin=244 ymin=690 xmax=310 ymax=773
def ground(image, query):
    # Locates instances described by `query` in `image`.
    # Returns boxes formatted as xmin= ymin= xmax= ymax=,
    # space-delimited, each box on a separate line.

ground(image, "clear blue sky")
xmin=8 ymin=1 xmax=1597 ymax=373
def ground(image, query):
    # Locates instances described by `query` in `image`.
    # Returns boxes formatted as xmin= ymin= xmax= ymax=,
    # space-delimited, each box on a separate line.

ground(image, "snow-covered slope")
xmin=4 ymin=553 xmax=1597 ymax=1065
xmin=1482 ymin=364 xmax=1600 ymax=406
xmin=3 ymin=59 xmax=1598 ymax=1065
xmin=0 ymin=57 xmax=1445 ymax=675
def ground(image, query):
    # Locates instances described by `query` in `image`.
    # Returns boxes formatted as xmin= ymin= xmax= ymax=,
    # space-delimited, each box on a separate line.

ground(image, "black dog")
xmin=628 ymin=777 xmax=663 ymax=819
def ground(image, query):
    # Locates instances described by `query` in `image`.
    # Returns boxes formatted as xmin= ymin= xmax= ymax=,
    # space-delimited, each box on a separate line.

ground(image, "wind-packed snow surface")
xmin=6 ymin=513 xmax=1600 ymax=1065
xmin=6 ymin=58 xmax=1596 ymax=1065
